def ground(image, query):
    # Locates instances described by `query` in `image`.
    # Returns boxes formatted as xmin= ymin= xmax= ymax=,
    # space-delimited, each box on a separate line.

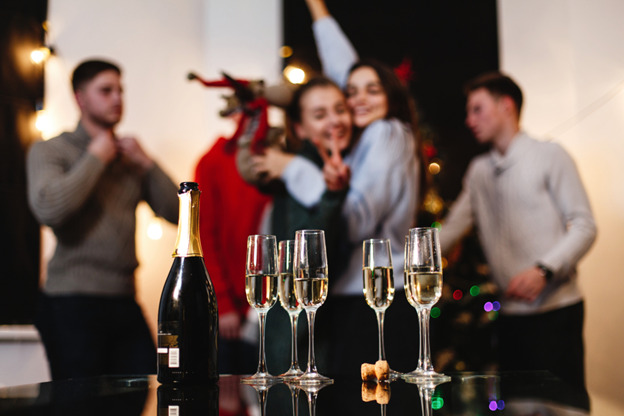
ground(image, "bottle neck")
xmin=173 ymin=188 xmax=203 ymax=257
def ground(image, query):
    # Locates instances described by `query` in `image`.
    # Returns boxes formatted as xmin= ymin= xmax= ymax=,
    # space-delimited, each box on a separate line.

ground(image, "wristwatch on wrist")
xmin=536 ymin=263 xmax=554 ymax=281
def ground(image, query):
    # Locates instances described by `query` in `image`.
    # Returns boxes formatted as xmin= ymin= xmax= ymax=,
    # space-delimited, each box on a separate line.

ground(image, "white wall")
xmin=39 ymin=0 xmax=282 ymax=382
xmin=498 ymin=0 xmax=624 ymax=408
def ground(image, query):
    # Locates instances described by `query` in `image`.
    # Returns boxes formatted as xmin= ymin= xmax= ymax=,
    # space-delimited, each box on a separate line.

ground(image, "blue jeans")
xmin=35 ymin=293 xmax=156 ymax=380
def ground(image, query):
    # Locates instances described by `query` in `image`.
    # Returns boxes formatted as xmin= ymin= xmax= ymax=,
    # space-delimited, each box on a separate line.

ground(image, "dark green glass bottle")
xmin=157 ymin=182 xmax=218 ymax=384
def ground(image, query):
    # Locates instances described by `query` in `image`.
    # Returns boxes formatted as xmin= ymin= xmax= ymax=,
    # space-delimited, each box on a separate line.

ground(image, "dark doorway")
xmin=0 ymin=0 xmax=48 ymax=323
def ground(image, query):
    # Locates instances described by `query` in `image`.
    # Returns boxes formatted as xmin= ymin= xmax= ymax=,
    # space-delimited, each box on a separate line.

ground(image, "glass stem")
xmin=288 ymin=385 xmax=300 ymax=416
xmin=257 ymin=311 xmax=268 ymax=374
xmin=290 ymin=312 xmax=300 ymax=369
xmin=419 ymin=386 xmax=434 ymax=416
xmin=307 ymin=392 xmax=319 ymax=416
xmin=376 ymin=309 xmax=386 ymax=361
xmin=416 ymin=307 xmax=424 ymax=371
xmin=419 ymin=307 xmax=434 ymax=372
xmin=306 ymin=309 xmax=317 ymax=373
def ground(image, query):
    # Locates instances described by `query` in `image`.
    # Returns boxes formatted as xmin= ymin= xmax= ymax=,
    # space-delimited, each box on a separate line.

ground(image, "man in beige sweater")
xmin=440 ymin=72 xmax=596 ymax=389
xmin=27 ymin=59 xmax=179 ymax=380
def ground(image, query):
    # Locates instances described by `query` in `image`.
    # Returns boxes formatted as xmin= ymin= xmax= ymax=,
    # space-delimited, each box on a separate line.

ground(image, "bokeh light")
xmin=453 ymin=289 xmax=463 ymax=301
xmin=489 ymin=399 xmax=505 ymax=410
xmin=492 ymin=301 xmax=501 ymax=311
xmin=470 ymin=285 xmax=480 ymax=296
xmin=432 ymin=395 xmax=444 ymax=410
xmin=483 ymin=302 xmax=493 ymax=312
xmin=431 ymin=307 xmax=441 ymax=318
xmin=428 ymin=162 xmax=441 ymax=175
xmin=279 ymin=45 xmax=293 ymax=58
xmin=147 ymin=217 xmax=163 ymax=240
xmin=283 ymin=65 xmax=306 ymax=84
xmin=30 ymin=47 xmax=51 ymax=64
xmin=35 ymin=110 xmax=51 ymax=133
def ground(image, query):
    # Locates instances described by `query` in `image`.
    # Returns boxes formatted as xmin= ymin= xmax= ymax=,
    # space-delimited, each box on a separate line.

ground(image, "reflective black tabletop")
xmin=0 ymin=371 xmax=590 ymax=415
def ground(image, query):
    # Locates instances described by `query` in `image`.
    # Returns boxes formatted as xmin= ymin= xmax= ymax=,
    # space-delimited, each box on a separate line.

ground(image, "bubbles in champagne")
xmin=294 ymin=275 xmax=328 ymax=309
xmin=279 ymin=272 xmax=301 ymax=313
xmin=406 ymin=271 xmax=442 ymax=307
xmin=245 ymin=274 xmax=278 ymax=311
xmin=362 ymin=267 xmax=395 ymax=310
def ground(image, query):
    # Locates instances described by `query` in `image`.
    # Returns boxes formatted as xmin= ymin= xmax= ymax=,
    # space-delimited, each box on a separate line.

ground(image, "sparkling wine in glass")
xmin=293 ymin=229 xmax=332 ymax=385
xmin=278 ymin=239 xmax=304 ymax=379
xmin=362 ymin=238 xmax=399 ymax=379
xmin=242 ymin=234 xmax=280 ymax=384
xmin=403 ymin=227 xmax=450 ymax=383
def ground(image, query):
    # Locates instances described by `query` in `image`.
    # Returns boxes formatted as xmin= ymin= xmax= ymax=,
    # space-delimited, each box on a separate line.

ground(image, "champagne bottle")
xmin=157 ymin=182 xmax=218 ymax=384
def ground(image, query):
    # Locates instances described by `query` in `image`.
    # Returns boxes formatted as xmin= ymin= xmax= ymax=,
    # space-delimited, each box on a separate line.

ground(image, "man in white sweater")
xmin=440 ymin=72 xmax=596 ymax=389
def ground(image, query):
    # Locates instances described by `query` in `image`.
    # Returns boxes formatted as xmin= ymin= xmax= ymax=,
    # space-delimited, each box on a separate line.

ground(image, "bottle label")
xmin=168 ymin=348 xmax=180 ymax=368
xmin=168 ymin=405 xmax=180 ymax=416
xmin=158 ymin=332 xmax=180 ymax=369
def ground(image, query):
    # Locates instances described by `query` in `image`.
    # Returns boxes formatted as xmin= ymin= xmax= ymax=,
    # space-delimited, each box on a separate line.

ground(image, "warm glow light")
xmin=283 ymin=65 xmax=306 ymax=85
xmin=428 ymin=162 xmax=441 ymax=175
xmin=279 ymin=45 xmax=293 ymax=58
xmin=35 ymin=110 xmax=51 ymax=133
xmin=30 ymin=47 xmax=51 ymax=64
xmin=147 ymin=217 xmax=163 ymax=240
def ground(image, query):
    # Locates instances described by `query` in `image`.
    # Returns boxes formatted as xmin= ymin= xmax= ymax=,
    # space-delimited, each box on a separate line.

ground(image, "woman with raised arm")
xmin=302 ymin=0 xmax=423 ymax=376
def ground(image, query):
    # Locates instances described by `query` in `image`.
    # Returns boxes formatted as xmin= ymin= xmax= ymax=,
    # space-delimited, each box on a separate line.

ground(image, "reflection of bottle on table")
xmin=157 ymin=384 xmax=219 ymax=416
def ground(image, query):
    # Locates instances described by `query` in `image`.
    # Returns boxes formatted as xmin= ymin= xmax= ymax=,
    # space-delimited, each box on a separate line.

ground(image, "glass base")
xmin=240 ymin=372 xmax=282 ymax=385
xmin=279 ymin=366 xmax=304 ymax=380
xmin=290 ymin=371 xmax=333 ymax=386
xmin=387 ymin=368 xmax=402 ymax=381
xmin=402 ymin=371 xmax=451 ymax=386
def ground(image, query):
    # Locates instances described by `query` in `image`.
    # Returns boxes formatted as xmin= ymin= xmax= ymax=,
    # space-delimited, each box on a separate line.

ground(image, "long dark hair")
xmin=348 ymin=59 xmax=418 ymax=131
xmin=348 ymin=59 xmax=429 ymax=212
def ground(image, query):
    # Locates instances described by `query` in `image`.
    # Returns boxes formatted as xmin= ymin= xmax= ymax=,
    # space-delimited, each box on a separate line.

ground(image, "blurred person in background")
xmin=26 ymin=59 xmax=179 ymax=380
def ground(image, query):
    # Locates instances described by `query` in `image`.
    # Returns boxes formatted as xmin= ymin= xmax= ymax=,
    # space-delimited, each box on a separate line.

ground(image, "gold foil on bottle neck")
xmin=173 ymin=188 xmax=203 ymax=257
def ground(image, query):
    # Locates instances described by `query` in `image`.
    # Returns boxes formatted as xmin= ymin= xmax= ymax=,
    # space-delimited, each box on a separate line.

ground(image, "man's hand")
xmin=87 ymin=130 xmax=117 ymax=164
xmin=117 ymin=136 xmax=154 ymax=172
xmin=505 ymin=266 xmax=548 ymax=302
xmin=219 ymin=312 xmax=242 ymax=340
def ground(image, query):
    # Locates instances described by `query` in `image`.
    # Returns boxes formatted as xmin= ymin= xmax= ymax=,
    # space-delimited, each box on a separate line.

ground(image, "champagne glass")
xmin=278 ymin=240 xmax=304 ymax=379
xmin=403 ymin=234 xmax=424 ymax=378
xmin=362 ymin=238 xmax=399 ymax=379
xmin=293 ymin=229 xmax=332 ymax=384
xmin=242 ymin=235 xmax=280 ymax=384
xmin=403 ymin=227 xmax=450 ymax=383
